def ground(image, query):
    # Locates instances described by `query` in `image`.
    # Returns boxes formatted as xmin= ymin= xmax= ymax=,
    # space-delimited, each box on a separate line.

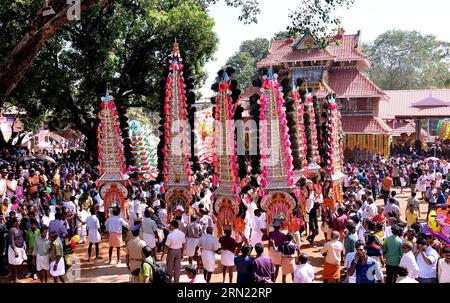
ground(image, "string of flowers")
xmin=259 ymin=70 xmax=295 ymax=197
xmin=305 ymin=92 xmax=321 ymax=166
xmin=275 ymin=82 xmax=295 ymax=186
xmin=97 ymin=96 xmax=126 ymax=176
xmin=160 ymin=48 xmax=191 ymax=194
xmin=259 ymin=79 xmax=269 ymax=198
xmin=291 ymin=88 xmax=308 ymax=199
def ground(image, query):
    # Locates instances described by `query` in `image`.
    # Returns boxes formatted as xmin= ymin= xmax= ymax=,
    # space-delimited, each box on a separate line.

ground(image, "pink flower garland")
xmin=97 ymin=100 xmax=126 ymax=175
xmin=305 ymin=94 xmax=321 ymax=164
xmin=160 ymin=54 xmax=192 ymax=193
xmin=259 ymin=75 xmax=295 ymax=196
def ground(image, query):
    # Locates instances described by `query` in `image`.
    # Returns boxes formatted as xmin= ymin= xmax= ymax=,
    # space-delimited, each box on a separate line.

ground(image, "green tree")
xmin=287 ymin=0 xmax=355 ymax=48
xmin=364 ymin=30 xmax=450 ymax=90
xmin=0 ymin=0 xmax=355 ymax=105
xmin=225 ymin=38 xmax=269 ymax=90
xmin=7 ymin=0 xmax=218 ymax=160
xmin=0 ymin=0 xmax=261 ymax=107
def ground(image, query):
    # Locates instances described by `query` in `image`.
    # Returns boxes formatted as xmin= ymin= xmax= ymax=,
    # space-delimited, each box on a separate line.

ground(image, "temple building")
xmin=255 ymin=29 xmax=391 ymax=161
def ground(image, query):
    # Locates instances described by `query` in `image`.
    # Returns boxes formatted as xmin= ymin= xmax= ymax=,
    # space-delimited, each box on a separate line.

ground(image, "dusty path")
xmin=0 ymin=187 xmax=428 ymax=283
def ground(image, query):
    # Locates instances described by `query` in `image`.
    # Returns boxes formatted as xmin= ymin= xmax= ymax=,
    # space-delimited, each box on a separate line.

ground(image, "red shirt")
xmin=331 ymin=214 xmax=347 ymax=231
xmin=372 ymin=214 xmax=386 ymax=223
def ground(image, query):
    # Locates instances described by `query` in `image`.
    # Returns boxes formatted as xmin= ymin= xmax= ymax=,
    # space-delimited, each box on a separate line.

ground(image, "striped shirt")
xmin=438 ymin=259 xmax=450 ymax=283
xmin=416 ymin=246 xmax=439 ymax=279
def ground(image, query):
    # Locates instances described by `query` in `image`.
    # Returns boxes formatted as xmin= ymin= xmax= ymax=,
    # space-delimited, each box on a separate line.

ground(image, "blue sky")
xmin=200 ymin=0 xmax=450 ymax=97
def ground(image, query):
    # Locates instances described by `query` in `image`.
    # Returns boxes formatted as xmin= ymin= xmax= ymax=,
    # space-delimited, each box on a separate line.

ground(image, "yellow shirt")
xmin=406 ymin=210 xmax=419 ymax=227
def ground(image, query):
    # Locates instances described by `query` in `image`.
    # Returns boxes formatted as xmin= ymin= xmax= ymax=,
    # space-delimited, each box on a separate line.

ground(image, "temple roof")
xmin=327 ymin=68 xmax=385 ymax=98
xmin=341 ymin=116 xmax=392 ymax=135
xmin=386 ymin=120 xmax=417 ymax=137
xmin=379 ymin=89 xmax=450 ymax=119
xmin=411 ymin=96 xmax=449 ymax=107
xmin=257 ymin=34 xmax=368 ymax=68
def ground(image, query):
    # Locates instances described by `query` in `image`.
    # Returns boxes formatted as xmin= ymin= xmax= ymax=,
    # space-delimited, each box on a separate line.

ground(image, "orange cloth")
xmin=233 ymin=217 xmax=245 ymax=234
xmin=323 ymin=197 xmax=335 ymax=212
xmin=381 ymin=177 xmax=393 ymax=192
xmin=109 ymin=232 xmax=123 ymax=248
xmin=323 ymin=262 xmax=341 ymax=281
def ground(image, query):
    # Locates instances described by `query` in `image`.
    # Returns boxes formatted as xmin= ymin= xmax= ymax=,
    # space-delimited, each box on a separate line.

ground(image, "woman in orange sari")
xmin=28 ymin=169 xmax=40 ymax=195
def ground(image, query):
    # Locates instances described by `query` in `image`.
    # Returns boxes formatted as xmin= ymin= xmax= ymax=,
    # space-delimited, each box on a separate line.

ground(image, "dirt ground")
xmin=0 ymin=187 xmax=428 ymax=283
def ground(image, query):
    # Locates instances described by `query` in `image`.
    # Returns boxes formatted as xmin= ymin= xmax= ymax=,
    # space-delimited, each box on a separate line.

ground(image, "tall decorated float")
xmin=258 ymin=68 xmax=297 ymax=231
xmin=318 ymin=95 xmax=344 ymax=210
xmin=97 ymin=94 xmax=129 ymax=217
xmin=129 ymin=120 xmax=158 ymax=179
xmin=158 ymin=41 xmax=193 ymax=220
xmin=210 ymin=68 xmax=242 ymax=238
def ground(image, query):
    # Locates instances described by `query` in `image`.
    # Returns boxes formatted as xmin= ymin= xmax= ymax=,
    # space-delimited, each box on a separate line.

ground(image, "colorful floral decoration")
xmin=210 ymin=68 xmax=242 ymax=235
xmin=258 ymin=67 xmax=295 ymax=194
xmin=439 ymin=119 xmax=450 ymax=141
xmin=97 ymin=94 xmax=129 ymax=217
xmin=302 ymin=90 xmax=321 ymax=173
xmin=159 ymin=40 xmax=192 ymax=194
xmin=291 ymin=79 xmax=309 ymax=173
xmin=211 ymin=68 xmax=241 ymax=202
xmin=97 ymin=94 xmax=126 ymax=177
xmin=129 ymin=120 xmax=158 ymax=179
xmin=427 ymin=206 xmax=450 ymax=245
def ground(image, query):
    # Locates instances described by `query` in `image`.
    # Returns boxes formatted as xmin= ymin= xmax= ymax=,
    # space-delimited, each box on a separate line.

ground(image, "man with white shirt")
xmin=162 ymin=220 xmax=186 ymax=283
xmin=399 ymin=241 xmax=419 ymax=279
xmin=396 ymin=266 xmax=419 ymax=283
xmin=141 ymin=208 xmax=159 ymax=259
xmin=415 ymin=238 xmax=439 ymax=283
xmin=356 ymin=185 xmax=365 ymax=201
xmin=437 ymin=247 xmax=450 ymax=283
xmin=93 ymin=190 xmax=106 ymax=233
xmin=106 ymin=208 xmax=129 ymax=264
xmin=356 ymin=218 xmax=367 ymax=244
xmin=384 ymin=217 xmax=398 ymax=239
xmin=151 ymin=194 xmax=161 ymax=209
xmin=344 ymin=240 xmax=364 ymax=283
xmin=0 ymin=171 xmax=7 ymax=199
xmin=250 ymin=209 xmax=266 ymax=246
xmin=293 ymin=253 xmax=315 ymax=283
xmin=362 ymin=197 xmax=377 ymax=220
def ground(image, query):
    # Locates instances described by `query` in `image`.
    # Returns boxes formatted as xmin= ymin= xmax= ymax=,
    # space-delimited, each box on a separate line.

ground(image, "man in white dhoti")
xmin=185 ymin=215 xmax=203 ymax=267
xmin=141 ymin=208 xmax=159 ymax=259
xmin=33 ymin=226 xmax=50 ymax=283
xmin=198 ymin=226 xmax=220 ymax=283
xmin=218 ymin=225 xmax=238 ymax=283
xmin=48 ymin=232 xmax=65 ymax=283
xmin=250 ymin=209 xmax=266 ymax=246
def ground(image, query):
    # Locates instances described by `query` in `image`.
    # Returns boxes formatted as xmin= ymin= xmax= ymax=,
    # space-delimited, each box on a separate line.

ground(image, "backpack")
xmin=141 ymin=260 xmax=171 ymax=283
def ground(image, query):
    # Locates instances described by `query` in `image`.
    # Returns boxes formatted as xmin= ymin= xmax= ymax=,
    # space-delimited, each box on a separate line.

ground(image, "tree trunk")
xmin=0 ymin=0 xmax=108 ymax=106
xmin=83 ymin=125 xmax=98 ymax=165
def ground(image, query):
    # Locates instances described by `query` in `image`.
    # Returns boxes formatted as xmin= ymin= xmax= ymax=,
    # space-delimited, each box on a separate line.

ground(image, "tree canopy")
xmin=224 ymin=38 xmax=270 ymax=90
xmin=0 ymin=0 xmax=355 ymax=106
xmin=6 ymin=0 xmax=218 ymax=159
xmin=364 ymin=30 xmax=450 ymax=90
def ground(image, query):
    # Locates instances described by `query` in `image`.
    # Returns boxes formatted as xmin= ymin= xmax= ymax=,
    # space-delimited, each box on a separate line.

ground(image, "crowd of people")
xmin=0 ymin=148 xmax=450 ymax=284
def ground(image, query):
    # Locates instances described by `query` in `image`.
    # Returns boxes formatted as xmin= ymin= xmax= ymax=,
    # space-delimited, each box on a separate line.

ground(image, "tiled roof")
xmin=411 ymin=96 xmax=449 ymax=107
xmin=328 ymin=35 xmax=368 ymax=62
xmin=385 ymin=121 xmax=417 ymax=137
xmin=239 ymin=86 xmax=261 ymax=103
xmin=327 ymin=68 xmax=385 ymax=98
xmin=313 ymin=82 xmax=334 ymax=98
xmin=379 ymin=89 xmax=450 ymax=119
xmin=238 ymin=86 xmax=261 ymax=119
xmin=256 ymin=34 xmax=367 ymax=68
xmin=341 ymin=116 xmax=392 ymax=135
